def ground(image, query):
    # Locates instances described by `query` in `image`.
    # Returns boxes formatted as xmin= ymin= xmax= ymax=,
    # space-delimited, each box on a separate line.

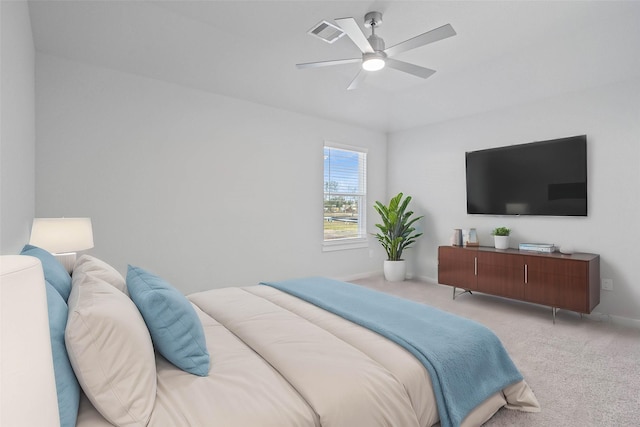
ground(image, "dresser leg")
xmin=453 ymin=287 xmax=472 ymax=300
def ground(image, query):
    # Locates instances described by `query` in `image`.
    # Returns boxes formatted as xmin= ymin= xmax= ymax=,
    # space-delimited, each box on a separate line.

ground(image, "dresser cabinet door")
xmin=524 ymin=257 xmax=588 ymax=312
xmin=477 ymin=252 xmax=525 ymax=300
xmin=438 ymin=247 xmax=477 ymax=289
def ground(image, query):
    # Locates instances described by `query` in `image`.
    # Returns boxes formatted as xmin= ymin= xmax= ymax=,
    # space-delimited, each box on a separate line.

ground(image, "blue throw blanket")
xmin=261 ymin=277 xmax=523 ymax=427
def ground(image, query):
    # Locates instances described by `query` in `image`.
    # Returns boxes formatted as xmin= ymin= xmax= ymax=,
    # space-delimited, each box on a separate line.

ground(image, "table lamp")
xmin=29 ymin=218 xmax=94 ymax=273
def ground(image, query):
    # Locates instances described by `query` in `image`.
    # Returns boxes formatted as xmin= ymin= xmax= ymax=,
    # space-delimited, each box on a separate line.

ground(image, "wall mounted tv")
xmin=466 ymin=135 xmax=587 ymax=216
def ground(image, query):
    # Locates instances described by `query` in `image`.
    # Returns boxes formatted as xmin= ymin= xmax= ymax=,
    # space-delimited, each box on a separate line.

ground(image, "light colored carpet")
xmin=352 ymin=276 xmax=640 ymax=426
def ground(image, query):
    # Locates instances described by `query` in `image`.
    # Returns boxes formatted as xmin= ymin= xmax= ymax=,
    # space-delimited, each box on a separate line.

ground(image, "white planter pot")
xmin=384 ymin=260 xmax=406 ymax=282
xmin=494 ymin=235 xmax=510 ymax=250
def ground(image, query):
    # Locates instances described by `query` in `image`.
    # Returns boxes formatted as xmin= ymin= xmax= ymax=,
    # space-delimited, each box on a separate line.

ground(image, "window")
xmin=323 ymin=143 xmax=367 ymax=250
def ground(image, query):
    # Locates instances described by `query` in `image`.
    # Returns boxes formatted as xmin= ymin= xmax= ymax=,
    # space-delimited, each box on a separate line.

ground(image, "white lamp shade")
xmin=29 ymin=218 xmax=94 ymax=254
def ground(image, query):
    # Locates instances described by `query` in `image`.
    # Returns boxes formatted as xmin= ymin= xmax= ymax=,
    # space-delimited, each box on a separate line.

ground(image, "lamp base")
xmin=53 ymin=252 xmax=77 ymax=274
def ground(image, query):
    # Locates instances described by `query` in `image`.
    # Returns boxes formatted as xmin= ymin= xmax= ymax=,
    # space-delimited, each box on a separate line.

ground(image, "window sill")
xmin=322 ymin=238 xmax=369 ymax=252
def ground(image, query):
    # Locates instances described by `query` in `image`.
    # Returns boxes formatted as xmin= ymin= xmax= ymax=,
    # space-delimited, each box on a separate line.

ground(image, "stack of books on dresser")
xmin=518 ymin=243 xmax=556 ymax=253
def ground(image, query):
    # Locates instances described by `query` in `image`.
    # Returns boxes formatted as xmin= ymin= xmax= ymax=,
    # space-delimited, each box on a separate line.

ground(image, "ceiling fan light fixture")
xmin=297 ymin=11 xmax=456 ymax=89
xmin=362 ymin=52 xmax=386 ymax=71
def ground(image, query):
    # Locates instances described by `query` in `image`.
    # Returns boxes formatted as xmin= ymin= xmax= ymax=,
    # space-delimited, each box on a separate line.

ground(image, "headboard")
xmin=0 ymin=255 xmax=61 ymax=427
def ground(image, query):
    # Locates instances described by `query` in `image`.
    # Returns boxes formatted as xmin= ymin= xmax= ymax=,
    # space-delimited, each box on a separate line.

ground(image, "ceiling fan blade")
xmin=385 ymin=58 xmax=436 ymax=79
xmin=384 ymin=24 xmax=456 ymax=57
xmin=296 ymin=58 xmax=361 ymax=69
xmin=335 ymin=17 xmax=374 ymax=53
xmin=347 ymin=70 xmax=367 ymax=90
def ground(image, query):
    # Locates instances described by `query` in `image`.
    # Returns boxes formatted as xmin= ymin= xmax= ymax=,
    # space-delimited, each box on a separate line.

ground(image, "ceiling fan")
xmin=296 ymin=11 xmax=456 ymax=90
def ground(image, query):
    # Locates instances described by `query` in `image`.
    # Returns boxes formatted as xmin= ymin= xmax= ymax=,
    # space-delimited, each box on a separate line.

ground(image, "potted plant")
xmin=492 ymin=227 xmax=511 ymax=249
xmin=373 ymin=192 xmax=424 ymax=281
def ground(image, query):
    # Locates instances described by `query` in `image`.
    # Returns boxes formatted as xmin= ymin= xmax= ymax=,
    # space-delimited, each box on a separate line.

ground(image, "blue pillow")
xmin=21 ymin=245 xmax=72 ymax=301
xmin=45 ymin=281 xmax=80 ymax=427
xmin=126 ymin=265 xmax=210 ymax=376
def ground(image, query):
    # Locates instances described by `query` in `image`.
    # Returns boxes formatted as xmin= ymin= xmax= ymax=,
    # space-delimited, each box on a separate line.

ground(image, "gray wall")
xmin=7 ymin=4 xmax=640 ymax=323
xmin=0 ymin=1 xmax=35 ymax=254
xmin=388 ymin=77 xmax=640 ymax=323
xmin=35 ymin=54 xmax=388 ymax=293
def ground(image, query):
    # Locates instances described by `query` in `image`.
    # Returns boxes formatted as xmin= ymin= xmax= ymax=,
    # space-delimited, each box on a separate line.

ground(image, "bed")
xmin=0 ymin=252 xmax=539 ymax=427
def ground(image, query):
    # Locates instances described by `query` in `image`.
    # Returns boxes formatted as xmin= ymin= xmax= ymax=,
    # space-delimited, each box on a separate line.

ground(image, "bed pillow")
xmin=72 ymin=254 xmax=127 ymax=295
xmin=45 ymin=281 xmax=80 ymax=427
xmin=126 ymin=265 xmax=210 ymax=376
xmin=66 ymin=273 xmax=156 ymax=426
xmin=21 ymin=244 xmax=72 ymax=301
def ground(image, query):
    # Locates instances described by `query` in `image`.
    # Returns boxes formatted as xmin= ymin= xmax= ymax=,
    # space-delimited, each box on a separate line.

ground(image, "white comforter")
xmin=76 ymin=286 xmax=539 ymax=427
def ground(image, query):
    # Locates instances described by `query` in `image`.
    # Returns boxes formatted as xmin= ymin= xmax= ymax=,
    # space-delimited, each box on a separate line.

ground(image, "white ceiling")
xmin=28 ymin=0 xmax=640 ymax=133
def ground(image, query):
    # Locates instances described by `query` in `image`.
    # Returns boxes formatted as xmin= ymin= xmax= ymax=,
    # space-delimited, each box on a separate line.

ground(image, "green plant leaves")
xmin=491 ymin=227 xmax=511 ymax=236
xmin=373 ymin=192 xmax=424 ymax=261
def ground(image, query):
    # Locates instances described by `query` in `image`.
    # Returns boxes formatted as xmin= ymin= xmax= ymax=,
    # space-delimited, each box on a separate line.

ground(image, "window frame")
xmin=322 ymin=142 xmax=368 ymax=252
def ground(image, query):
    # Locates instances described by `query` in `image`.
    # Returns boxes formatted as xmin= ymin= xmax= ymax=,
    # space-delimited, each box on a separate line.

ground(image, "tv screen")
xmin=466 ymin=135 xmax=587 ymax=216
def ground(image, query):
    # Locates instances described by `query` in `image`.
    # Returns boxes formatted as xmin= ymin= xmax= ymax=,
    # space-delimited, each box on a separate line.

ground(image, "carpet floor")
xmin=352 ymin=276 xmax=640 ymax=426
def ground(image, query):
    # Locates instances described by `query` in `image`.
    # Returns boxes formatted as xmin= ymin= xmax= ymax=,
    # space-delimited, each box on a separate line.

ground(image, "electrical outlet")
xmin=601 ymin=279 xmax=613 ymax=291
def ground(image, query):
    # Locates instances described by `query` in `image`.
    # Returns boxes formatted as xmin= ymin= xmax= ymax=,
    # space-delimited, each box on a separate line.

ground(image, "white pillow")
xmin=66 ymin=273 xmax=156 ymax=426
xmin=73 ymin=254 xmax=127 ymax=295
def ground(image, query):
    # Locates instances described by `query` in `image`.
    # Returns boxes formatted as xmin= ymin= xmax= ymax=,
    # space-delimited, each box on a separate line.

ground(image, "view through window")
xmin=323 ymin=144 xmax=367 ymax=242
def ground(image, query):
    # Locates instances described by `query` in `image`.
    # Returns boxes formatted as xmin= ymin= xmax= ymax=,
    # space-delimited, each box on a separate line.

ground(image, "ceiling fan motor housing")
xmin=368 ymin=34 xmax=385 ymax=51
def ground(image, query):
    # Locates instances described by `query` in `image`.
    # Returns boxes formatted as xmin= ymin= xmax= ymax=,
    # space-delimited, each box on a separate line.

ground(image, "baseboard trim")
xmin=338 ymin=270 xmax=382 ymax=282
xmin=588 ymin=312 xmax=640 ymax=329
xmin=341 ymin=272 xmax=436 ymax=282
xmin=415 ymin=274 xmax=438 ymax=284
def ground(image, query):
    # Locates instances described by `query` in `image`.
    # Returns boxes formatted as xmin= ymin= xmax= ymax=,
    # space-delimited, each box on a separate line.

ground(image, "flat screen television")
xmin=466 ymin=135 xmax=587 ymax=216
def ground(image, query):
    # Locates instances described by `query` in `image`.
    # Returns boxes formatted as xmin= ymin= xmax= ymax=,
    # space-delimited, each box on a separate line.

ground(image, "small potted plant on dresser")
xmin=373 ymin=193 xmax=424 ymax=282
xmin=492 ymin=227 xmax=511 ymax=249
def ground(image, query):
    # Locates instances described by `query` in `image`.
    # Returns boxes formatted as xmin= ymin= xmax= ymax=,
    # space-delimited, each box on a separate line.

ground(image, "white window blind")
xmin=323 ymin=143 xmax=367 ymax=246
